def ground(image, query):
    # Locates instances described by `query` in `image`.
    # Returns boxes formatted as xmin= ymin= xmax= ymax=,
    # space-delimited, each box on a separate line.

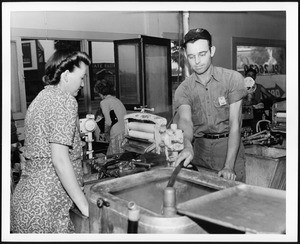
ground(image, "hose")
xmin=256 ymin=120 xmax=271 ymax=133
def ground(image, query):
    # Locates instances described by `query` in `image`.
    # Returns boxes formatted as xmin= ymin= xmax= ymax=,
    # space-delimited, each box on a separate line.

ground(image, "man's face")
xmin=246 ymin=71 xmax=256 ymax=81
xmin=185 ymin=39 xmax=215 ymax=75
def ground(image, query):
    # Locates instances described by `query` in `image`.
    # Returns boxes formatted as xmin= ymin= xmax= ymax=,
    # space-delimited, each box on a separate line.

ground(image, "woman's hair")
xmin=94 ymin=78 xmax=115 ymax=96
xmin=42 ymin=50 xmax=91 ymax=85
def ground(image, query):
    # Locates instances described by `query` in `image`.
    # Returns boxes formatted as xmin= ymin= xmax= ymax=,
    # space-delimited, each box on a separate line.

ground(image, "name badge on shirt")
xmin=218 ymin=96 xmax=227 ymax=106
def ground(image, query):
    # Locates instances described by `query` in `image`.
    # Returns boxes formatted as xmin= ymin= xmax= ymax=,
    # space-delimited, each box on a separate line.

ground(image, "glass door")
xmin=114 ymin=39 xmax=142 ymax=109
xmin=114 ymin=35 xmax=172 ymax=121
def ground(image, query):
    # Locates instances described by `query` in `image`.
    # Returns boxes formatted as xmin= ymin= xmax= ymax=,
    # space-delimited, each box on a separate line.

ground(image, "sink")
xmin=112 ymin=178 xmax=216 ymax=214
xmin=87 ymin=167 xmax=240 ymax=233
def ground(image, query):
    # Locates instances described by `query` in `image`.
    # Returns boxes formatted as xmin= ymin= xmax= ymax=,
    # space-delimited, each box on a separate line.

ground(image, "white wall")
xmin=10 ymin=10 xmax=288 ymax=93
xmin=11 ymin=11 xmax=147 ymax=35
xmin=10 ymin=11 xmax=286 ymax=67
xmin=188 ymin=12 xmax=286 ymax=69
xmin=10 ymin=11 xmax=180 ymax=40
xmin=188 ymin=11 xmax=286 ymax=93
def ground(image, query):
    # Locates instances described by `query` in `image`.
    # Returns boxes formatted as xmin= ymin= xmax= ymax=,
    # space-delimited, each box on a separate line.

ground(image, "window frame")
xmin=11 ymin=36 xmax=27 ymax=120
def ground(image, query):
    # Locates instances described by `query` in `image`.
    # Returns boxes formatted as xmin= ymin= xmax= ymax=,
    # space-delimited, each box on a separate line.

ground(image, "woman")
xmin=11 ymin=50 xmax=91 ymax=233
xmin=94 ymin=79 xmax=127 ymax=155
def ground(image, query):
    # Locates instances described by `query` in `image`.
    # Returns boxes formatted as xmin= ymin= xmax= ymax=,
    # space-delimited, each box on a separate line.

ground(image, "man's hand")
xmin=174 ymin=146 xmax=194 ymax=167
xmin=218 ymin=166 xmax=236 ymax=180
xmin=173 ymin=105 xmax=194 ymax=167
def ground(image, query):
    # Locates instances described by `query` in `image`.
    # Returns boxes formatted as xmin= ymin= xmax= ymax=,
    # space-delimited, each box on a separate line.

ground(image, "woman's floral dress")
xmin=11 ymin=86 xmax=83 ymax=233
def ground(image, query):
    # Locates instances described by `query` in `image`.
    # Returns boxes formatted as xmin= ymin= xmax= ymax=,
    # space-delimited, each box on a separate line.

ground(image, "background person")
xmin=11 ymin=50 xmax=91 ymax=233
xmin=94 ymin=106 xmax=108 ymax=142
xmin=94 ymin=79 xmax=127 ymax=155
xmin=244 ymin=67 xmax=277 ymax=111
xmin=174 ymin=28 xmax=247 ymax=182
xmin=243 ymin=67 xmax=277 ymax=132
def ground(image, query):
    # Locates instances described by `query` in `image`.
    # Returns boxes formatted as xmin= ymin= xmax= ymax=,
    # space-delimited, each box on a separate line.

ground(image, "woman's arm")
xmin=100 ymin=102 xmax=112 ymax=135
xmin=51 ymin=143 xmax=89 ymax=217
xmin=100 ymin=102 xmax=112 ymax=127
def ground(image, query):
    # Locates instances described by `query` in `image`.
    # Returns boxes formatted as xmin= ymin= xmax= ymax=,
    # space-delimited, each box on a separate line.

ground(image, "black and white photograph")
xmin=2 ymin=1 xmax=298 ymax=242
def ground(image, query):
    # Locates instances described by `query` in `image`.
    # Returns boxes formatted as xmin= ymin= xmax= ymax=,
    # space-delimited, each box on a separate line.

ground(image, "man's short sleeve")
xmin=228 ymin=71 xmax=248 ymax=104
xmin=174 ymin=81 xmax=193 ymax=111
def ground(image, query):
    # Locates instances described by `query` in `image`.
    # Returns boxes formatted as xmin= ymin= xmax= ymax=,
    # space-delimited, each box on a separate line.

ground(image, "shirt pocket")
xmin=213 ymin=95 xmax=230 ymax=122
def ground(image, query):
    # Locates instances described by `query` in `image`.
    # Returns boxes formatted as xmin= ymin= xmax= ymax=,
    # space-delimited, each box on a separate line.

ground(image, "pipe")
xmin=162 ymin=187 xmax=177 ymax=217
xmin=127 ymin=201 xmax=140 ymax=233
xmin=256 ymin=120 xmax=271 ymax=133
xmin=167 ymin=160 xmax=184 ymax=188
xmin=245 ymin=129 xmax=268 ymax=140
xmin=177 ymin=11 xmax=183 ymax=84
xmin=182 ymin=11 xmax=190 ymax=78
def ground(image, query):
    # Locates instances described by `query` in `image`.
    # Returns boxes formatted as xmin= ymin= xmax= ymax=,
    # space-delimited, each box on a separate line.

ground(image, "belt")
xmin=203 ymin=133 xmax=229 ymax=139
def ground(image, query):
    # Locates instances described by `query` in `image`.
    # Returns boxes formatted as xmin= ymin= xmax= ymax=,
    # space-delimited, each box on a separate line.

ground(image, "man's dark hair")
xmin=182 ymin=28 xmax=212 ymax=48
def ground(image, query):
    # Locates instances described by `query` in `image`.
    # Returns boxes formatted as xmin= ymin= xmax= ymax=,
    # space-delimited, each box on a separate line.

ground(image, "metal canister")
xmin=138 ymin=187 xmax=207 ymax=234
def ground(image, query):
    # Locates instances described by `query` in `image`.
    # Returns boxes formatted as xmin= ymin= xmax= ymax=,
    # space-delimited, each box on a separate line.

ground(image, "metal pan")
xmin=177 ymin=184 xmax=286 ymax=234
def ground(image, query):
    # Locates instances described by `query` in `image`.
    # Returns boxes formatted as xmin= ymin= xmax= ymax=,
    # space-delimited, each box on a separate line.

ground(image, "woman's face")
xmin=64 ymin=61 xmax=88 ymax=97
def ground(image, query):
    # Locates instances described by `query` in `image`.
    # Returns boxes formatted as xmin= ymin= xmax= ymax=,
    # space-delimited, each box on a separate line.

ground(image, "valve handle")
xmin=97 ymin=198 xmax=110 ymax=208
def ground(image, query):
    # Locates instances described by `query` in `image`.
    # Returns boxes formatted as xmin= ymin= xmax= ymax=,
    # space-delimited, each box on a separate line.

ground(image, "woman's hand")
xmin=80 ymin=202 xmax=89 ymax=217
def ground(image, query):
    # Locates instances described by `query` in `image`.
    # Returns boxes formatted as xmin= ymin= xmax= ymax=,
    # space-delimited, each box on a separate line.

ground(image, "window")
xmin=12 ymin=38 xmax=117 ymax=122
xmin=21 ymin=40 xmax=38 ymax=70
xmin=89 ymin=41 xmax=115 ymax=114
xmin=21 ymin=39 xmax=82 ymax=108
xmin=232 ymin=37 xmax=286 ymax=76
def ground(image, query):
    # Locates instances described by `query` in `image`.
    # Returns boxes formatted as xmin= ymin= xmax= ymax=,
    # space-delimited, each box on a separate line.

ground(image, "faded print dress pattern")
xmin=11 ymin=86 xmax=83 ymax=233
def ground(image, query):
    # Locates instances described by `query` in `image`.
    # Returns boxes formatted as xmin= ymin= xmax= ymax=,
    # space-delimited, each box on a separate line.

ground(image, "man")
xmin=174 ymin=28 xmax=247 ymax=182
xmin=244 ymin=67 xmax=277 ymax=110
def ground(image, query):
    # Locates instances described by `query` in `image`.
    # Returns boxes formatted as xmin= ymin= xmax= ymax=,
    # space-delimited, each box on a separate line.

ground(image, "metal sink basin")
xmin=88 ymin=167 xmax=240 ymax=233
xmin=111 ymin=178 xmax=216 ymax=214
